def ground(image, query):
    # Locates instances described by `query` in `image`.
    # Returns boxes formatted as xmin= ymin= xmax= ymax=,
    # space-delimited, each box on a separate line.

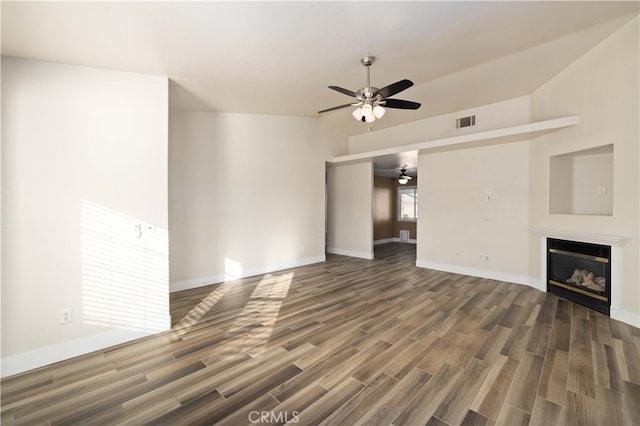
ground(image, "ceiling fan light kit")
xmin=318 ymin=56 xmax=421 ymax=124
xmin=398 ymin=167 xmax=413 ymax=185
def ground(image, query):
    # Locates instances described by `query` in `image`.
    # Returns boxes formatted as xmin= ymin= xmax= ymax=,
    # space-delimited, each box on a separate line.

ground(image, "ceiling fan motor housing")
xmin=357 ymin=87 xmax=380 ymax=100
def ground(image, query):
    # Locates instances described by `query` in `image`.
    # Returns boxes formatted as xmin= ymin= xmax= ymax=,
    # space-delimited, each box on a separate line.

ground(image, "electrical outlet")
xmin=479 ymin=255 xmax=489 ymax=262
xmin=60 ymin=308 xmax=73 ymax=325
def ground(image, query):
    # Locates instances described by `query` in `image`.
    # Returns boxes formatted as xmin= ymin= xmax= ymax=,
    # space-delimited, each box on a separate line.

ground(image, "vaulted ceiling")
xmin=2 ymin=1 xmax=638 ymax=137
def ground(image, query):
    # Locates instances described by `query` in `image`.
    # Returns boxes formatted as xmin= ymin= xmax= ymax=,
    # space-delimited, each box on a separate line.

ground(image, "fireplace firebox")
xmin=547 ymin=238 xmax=611 ymax=315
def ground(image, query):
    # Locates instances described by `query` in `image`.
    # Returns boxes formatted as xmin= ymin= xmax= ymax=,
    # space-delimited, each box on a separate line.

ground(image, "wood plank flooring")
xmin=2 ymin=243 xmax=640 ymax=425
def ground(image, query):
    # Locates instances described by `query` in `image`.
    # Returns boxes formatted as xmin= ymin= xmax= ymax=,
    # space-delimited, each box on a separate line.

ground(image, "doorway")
xmin=373 ymin=152 xmax=418 ymax=260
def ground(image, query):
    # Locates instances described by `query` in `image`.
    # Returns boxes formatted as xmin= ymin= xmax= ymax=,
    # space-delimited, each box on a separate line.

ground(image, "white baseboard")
xmin=170 ymin=255 xmax=326 ymax=293
xmin=1 ymin=322 xmax=170 ymax=379
xmin=327 ymin=247 xmax=374 ymax=260
xmin=373 ymin=238 xmax=417 ymax=245
xmin=611 ymin=307 xmax=640 ymax=328
xmin=240 ymin=255 xmax=326 ymax=281
xmin=170 ymin=274 xmax=226 ymax=292
xmin=526 ymin=278 xmax=546 ymax=292
xmin=415 ymin=260 xmax=530 ymax=286
xmin=374 ymin=238 xmax=397 ymax=245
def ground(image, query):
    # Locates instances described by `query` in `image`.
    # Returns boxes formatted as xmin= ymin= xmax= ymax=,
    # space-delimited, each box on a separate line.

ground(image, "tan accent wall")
xmin=374 ymin=175 xmax=418 ymax=241
xmin=373 ymin=175 xmax=395 ymax=240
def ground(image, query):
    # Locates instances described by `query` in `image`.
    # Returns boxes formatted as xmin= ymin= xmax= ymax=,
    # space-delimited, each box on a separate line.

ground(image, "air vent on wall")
xmin=456 ymin=115 xmax=476 ymax=128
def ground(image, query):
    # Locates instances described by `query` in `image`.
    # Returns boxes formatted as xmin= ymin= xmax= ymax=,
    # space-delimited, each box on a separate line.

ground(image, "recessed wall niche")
xmin=549 ymin=144 xmax=613 ymax=216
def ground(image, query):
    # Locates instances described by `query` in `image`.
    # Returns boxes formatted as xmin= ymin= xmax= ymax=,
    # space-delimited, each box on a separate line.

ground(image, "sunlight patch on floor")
xmin=172 ymin=281 xmax=234 ymax=337
xmin=226 ymin=272 xmax=294 ymax=356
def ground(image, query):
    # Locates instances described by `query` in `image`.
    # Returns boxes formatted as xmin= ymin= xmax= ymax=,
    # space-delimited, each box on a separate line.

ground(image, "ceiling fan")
xmin=317 ymin=56 xmax=421 ymax=123
xmin=398 ymin=168 xmax=413 ymax=185
xmin=377 ymin=165 xmax=414 ymax=184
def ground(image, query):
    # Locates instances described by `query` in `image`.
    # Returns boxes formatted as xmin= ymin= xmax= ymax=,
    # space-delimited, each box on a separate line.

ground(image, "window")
xmin=398 ymin=186 xmax=417 ymax=221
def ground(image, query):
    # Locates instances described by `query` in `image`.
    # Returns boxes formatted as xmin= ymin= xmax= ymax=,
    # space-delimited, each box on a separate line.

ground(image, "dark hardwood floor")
xmin=2 ymin=243 xmax=639 ymax=425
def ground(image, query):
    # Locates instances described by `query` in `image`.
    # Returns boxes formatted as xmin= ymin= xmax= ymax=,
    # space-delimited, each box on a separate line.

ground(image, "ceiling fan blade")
xmin=375 ymin=79 xmax=414 ymax=98
xmin=317 ymin=103 xmax=354 ymax=114
xmin=383 ymin=98 xmax=421 ymax=110
xmin=329 ymin=86 xmax=359 ymax=98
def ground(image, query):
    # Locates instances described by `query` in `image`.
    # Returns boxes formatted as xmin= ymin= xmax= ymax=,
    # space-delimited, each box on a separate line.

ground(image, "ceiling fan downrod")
xmin=361 ymin=56 xmax=375 ymax=91
xmin=357 ymin=56 xmax=380 ymax=123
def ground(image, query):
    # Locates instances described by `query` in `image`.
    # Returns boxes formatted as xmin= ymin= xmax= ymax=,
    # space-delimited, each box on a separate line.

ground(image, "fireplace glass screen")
xmin=547 ymin=238 xmax=611 ymax=315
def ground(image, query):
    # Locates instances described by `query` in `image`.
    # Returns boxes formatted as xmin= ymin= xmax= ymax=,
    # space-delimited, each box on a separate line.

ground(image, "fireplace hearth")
xmin=547 ymin=238 xmax=611 ymax=315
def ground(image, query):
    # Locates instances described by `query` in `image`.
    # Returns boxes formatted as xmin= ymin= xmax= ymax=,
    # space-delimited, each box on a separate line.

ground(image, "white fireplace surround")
xmin=530 ymin=228 xmax=634 ymax=326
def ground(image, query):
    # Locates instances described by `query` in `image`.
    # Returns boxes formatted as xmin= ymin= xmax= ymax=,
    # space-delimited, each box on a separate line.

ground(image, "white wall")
xmin=529 ymin=16 xmax=639 ymax=324
xmin=343 ymin=17 xmax=640 ymax=329
xmin=417 ymin=141 xmax=530 ymax=284
xmin=169 ymin=110 xmax=346 ymax=291
xmin=348 ymin=96 xmax=531 ymax=154
xmin=549 ymin=151 xmax=614 ymax=216
xmin=347 ymin=93 xmax=533 ymax=282
xmin=1 ymin=58 xmax=169 ymax=376
xmin=326 ymin=162 xmax=374 ymax=259
xmin=569 ymin=154 xmax=614 ymax=215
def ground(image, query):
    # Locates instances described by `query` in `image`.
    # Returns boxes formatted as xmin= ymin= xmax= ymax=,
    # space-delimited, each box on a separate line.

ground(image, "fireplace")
xmin=547 ymin=238 xmax=611 ymax=315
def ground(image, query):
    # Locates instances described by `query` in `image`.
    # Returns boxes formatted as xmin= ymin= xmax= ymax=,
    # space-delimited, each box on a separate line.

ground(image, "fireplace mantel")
xmin=530 ymin=228 xmax=632 ymax=247
xmin=530 ymin=227 xmax=635 ymax=325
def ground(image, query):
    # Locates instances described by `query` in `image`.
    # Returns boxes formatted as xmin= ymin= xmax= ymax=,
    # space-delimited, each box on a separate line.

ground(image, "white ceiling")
xmin=2 ymin=1 xmax=638 ymax=141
